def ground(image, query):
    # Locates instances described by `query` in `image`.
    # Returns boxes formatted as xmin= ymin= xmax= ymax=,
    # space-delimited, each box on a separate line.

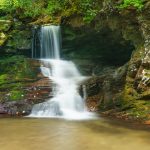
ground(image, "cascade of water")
xmin=32 ymin=27 xmax=37 ymax=58
xmin=32 ymin=26 xmax=41 ymax=58
xmin=82 ymin=85 xmax=87 ymax=102
xmin=29 ymin=25 xmax=95 ymax=120
xmin=40 ymin=26 xmax=60 ymax=59
xmin=32 ymin=26 xmax=61 ymax=59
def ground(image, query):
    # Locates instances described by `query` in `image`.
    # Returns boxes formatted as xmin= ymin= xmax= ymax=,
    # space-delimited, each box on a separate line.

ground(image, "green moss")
xmin=118 ymin=0 xmax=144 ymax=10
xmin=9 ymin=90 xmax=24 ymax=101
xmin=0 ymin=74 xmax=9 ymax=84
xmin=0 ymin=20 xmax=12 ymax=32
xmin=0 ymin=0 xmax=101 ymax=24
xmin=0 ymin=55 xmax=37 ymax=102
xmin=114 ymin=83 xmax=150 ymax=120
xmin=0 ymin=32 xmax=7 ymax=46
xmin=0 ymin=82 xmax=23 ymax=91
xmin=0 ymin=55 xmax=36 ymax=79
xmin=144 ymin=69 xmax=150 ymax=78
xmin=6 ymin=29 xmax=31 ymax=51
xmin=125 ymin=100 xmax=150 ymax=119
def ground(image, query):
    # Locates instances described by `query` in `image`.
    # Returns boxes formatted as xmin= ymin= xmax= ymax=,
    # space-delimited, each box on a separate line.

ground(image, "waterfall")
xmin=32 ymin=26 xmax=61 ymax=59
xmin=29 ymin=25 xmax=95 ymax=120
xmin=40 ymin=26 xmax=60 ymax=59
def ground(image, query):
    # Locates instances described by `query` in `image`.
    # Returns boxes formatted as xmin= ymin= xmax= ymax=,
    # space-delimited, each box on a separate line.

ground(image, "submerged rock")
xmin=0 ymin=100 xmax=32 ymax=116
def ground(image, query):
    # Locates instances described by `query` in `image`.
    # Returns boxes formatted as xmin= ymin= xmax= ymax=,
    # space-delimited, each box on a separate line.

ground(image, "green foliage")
xmin=0 ymin=0 xmax=99 ymax=23
xmin=0 ymin=74 xmax=9 ymax=84
xmin=44 ymin=0 xmax=61 ymax=15
xmin=0 ymin=0 xmax=145 ymax=22
xmin=0 ymin=55 xmax=36 ymax=79
xmin=119 ymin=0 xmax=144 ymax=10
xmin=0 ymin=0 xmax=43 ymax=17
xmin=0 ymin=55 xmax=37 ymax=101
xmin=9 ymin=90 xmax=24 ymax=101
xmin=44 ymin=0 xmax=99 ymax=23
xmin=80 ymin=0 xmax=99 ymax=23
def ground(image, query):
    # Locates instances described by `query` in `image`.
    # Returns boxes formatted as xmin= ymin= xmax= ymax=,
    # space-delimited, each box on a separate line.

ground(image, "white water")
xmin=29 ymin=25 xmax=95 ymax=120
xmin=40 ymin=26 xmax=60 ymax=59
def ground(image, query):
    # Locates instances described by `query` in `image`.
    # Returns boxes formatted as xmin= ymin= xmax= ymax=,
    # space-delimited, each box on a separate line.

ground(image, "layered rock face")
xmin=0 ymin=17 xmax=31 ymax=56
xmin=0 ymin=0 xmax=149 ymax=119
xmin=82 ymin=1 xmax=150 ymax=120
xmin=0 ymin=58 xmax=52 ymax=116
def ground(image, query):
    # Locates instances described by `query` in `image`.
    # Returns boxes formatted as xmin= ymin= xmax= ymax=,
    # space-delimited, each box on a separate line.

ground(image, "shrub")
xmin=119 ymin=0 xmax=144 ymax=10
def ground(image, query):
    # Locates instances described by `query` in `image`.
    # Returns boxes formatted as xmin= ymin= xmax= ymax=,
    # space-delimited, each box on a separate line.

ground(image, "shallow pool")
xmin=0 ymin=118 xmax=150 ymax=150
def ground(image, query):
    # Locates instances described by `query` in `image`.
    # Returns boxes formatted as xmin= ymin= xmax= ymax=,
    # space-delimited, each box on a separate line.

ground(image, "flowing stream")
xmin=30 ymin=25 xmax=94 ymax=119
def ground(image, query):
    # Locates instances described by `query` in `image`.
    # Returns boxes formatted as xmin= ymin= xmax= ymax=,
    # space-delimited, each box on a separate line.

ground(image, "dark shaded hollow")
xmin=62 ymin=26 xmax=135 ymax=67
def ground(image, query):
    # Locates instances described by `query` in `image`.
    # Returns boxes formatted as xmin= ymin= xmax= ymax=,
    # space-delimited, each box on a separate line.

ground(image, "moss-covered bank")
xmin=0 ymin=55 xmax=52 ymax=115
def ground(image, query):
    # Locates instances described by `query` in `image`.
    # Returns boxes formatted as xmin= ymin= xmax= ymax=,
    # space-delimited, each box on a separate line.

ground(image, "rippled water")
xmin=0 ymin=118 xmax=150 ymax=150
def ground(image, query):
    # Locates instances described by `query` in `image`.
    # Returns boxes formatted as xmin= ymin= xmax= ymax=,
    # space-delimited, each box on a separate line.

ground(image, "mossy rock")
xmin=0 ymin=56 xmax=37 ymax=81
xmin=0 ymin=32 xmax=7 ymax=46
xmin=0 ymin=74 xmax=9 ymax=85
xmin=6 ymin=30 xmax=31 ymax=50
xmin=29 ymin=16 xmax=54 ymax=25
xmin=8 ymin=90 xmax=24 ymax=101
xmin=125 ymin=100 xmax=150 ymax=120
xmin=0 ymin=56 xmax=39 ymax=102
xmin=0 ymin=20 xmax=12 ymax=32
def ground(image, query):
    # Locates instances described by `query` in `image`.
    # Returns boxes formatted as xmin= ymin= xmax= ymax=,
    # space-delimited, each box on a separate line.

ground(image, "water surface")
xmin=0 ymin=118 xmax=150 ymax=150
